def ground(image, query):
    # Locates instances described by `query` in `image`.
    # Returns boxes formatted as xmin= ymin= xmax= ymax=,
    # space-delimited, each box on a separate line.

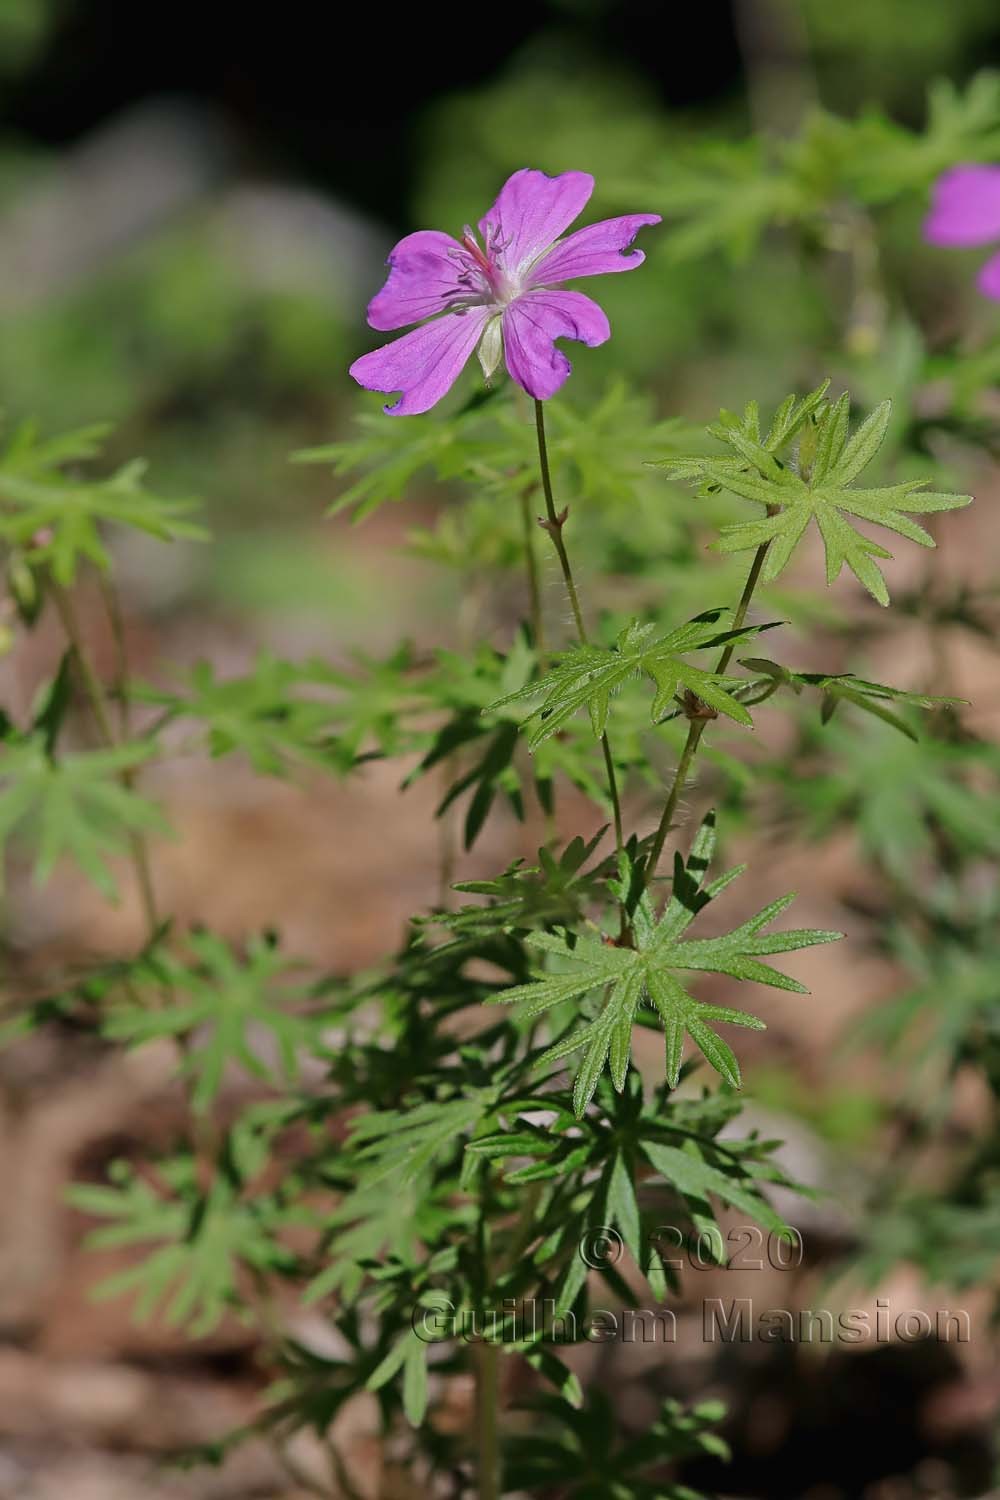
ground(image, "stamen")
xmin=461 ymin=225 xmax=493 ymax=275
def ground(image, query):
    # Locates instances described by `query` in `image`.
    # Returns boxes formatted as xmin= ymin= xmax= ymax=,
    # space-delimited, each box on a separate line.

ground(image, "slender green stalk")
xmin=712 ymin=540 xmax=772 ymax=675
xmin=49 ymin=580 xmax=161 ymax=938
xmin=532 ymin=399 xmax=624 ymax=856
xmin=644 ymin=541 xmax=771 ymax=885
xmin=643 ymin=720 xmax=702 ymax=885
xmin=520 ymin=480 xmax=555 ymax=838
xmin=476 ymin=1341 xmax=500 ymax=1500
xmin=518 ymin=486 xmax=545 ymax=662
xmin=532 ymin=400 xmax=586 ymax=639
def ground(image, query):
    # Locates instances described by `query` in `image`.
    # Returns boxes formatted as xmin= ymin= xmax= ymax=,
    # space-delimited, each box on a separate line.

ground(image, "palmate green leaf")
xmin=784 ymin=715 xmax=1000 ymax=878
xmin=0 ymin=420 xmax=205 ymax=585
xmin=294 ymin=405 xmax=488 ymax=522
xmin=0 ymin=734 xmax=167 ymax=898
xmin=627 ymin=77 xmax=1000 ymax=269
xmin=491 ymin=812 xmax=841 ymax=1113
xmin=494 ymin=380 xmax=696 ymax=512
xmin=405 ymin=632 xmax=638 ymax=848
xmin=139 ymin=646 xmax=423 ymax=777
xmin=102 ymin=932 xmax=314 ymax=1111
xmin=66 ymin=1144 xmax=298 ymax=1336
xmin=436 ymin=829 xmax=611 ymax=940
xmin=663 ymin=388 xmax=972 ymax=606
xmin=299 ymin=379 xmax=694 ymax=533
xmin=848 ymin=73 xmax=1000 ymax=202
xmin=402 ymin=390 xmax=704 ymax=591
xmin=474 ymin=1072 xmax=797 ymax=1310
xmin=488 ymin=610 xmax=779 ymax=748
xmin=639 ymin=1139 xmax=786 ymax=1235
xmin=856 ymin=906 xmax=1000 ymax=1090
xmin=318 ymin=643 xmax=422 ymax=765
xmin=855 ymin=1193 xmax=1000 ymax=1296
xmin=343 ymin=1087 xmax=501 ymax=1189
xmin=739 ymin=657 xmax=965 ymax=741
xmin=137 ymin=655 xmax=343 ymax=776
xmin=305 ymin=1178 xmax=460 ymax=1304
xmin=643 ymin=137 xmax=813 ymax=263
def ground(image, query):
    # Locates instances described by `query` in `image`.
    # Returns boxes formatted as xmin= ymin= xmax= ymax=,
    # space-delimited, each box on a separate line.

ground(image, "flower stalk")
xmin=518 ymin=484 xmax=545 ymax=660
xmin=644 ymin=541 xmax=771 ymax=887
xmin=532 ymin=399 xmax=625 ymax=859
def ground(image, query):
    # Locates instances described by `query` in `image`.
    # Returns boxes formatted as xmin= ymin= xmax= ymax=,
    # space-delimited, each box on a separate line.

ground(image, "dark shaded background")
xmin=1 ymin=1 xmax=748 ymax=218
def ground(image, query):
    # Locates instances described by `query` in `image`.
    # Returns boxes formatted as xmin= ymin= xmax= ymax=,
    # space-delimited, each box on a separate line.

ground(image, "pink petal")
xmin=349 ymin=308 xmax=491 ymax=415
xmin=367 ymin=230 xmax=486 ymax=331
xmin=977 ymin=248 xmax=1000 ymax=300
xmin=479 ymin=169 xmax=594 ymax=277
xmin=501 ymin=290 xmax=610 ymax=401
xmin=528 ymin=213 xmax=662 ymax=285
xmin=924 ymin=165 xmax=1000 ymax=247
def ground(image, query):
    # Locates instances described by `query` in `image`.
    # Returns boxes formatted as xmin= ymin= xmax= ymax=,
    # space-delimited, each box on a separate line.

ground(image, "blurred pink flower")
xmin=924 ymin=164 xmax=1000 ymax=300
xmin=349 ymin=169 xmax=660 ymax=414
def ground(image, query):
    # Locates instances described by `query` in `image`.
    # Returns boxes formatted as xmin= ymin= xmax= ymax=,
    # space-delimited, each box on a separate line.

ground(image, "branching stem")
xmin=644 ymin=541 xmax=771 ymax=887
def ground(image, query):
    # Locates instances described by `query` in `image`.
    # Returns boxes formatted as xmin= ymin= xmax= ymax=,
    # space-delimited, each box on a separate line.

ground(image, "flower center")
xmin=461 ymin=225 xmax=517 ymax=305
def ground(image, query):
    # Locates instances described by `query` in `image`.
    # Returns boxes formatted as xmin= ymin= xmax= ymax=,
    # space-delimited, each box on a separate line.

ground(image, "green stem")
xmin=49 ymin=580 xmax=161 ymax=939
xmin=532 ymin=399 xmax=586 ymax=639
xmin=476 ymin=1341 xmax=500 ymax=1500
xmin=532 ymin=399 xmax=624 ymax=857
xmin=644 ymin=720 xmax=702 ymax=885
xmin=644 ymin=542 xmax=771 ymax=886
xmin=599 ymin=736 xmax=624 ymax=856
xmin=519 ymin=486 xmax=545 ymax=662
xmin=714 ymin=541 xmax=771 ymax=675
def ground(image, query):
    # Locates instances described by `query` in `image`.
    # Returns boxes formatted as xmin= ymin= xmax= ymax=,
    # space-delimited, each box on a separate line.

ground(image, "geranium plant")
xmin=0 ymin=139 xmax=984 ymax=1500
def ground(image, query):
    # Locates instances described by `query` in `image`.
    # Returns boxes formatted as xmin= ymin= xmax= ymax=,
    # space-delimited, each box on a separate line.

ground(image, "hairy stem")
xmin=475 ymin=1341 xmax=500 ymax=1500
xmin=49 ymin=580 xmax=161 ymax=938
xmin=532 ymin=399 xmax=624 ymax=856
xmin=644 ymin=542 xmax=771 ymax=885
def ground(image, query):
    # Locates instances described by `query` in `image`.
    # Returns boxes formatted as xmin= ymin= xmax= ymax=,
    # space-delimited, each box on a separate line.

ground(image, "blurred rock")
xmin=0 ymin=99 xmax=384 ymax=315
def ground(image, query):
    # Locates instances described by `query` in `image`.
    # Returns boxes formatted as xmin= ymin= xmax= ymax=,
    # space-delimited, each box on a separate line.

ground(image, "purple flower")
xmin=924 ymin=164 xmax=1000 ymax=301
xmin=349 ymin=169 xmax=660 ymax=415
